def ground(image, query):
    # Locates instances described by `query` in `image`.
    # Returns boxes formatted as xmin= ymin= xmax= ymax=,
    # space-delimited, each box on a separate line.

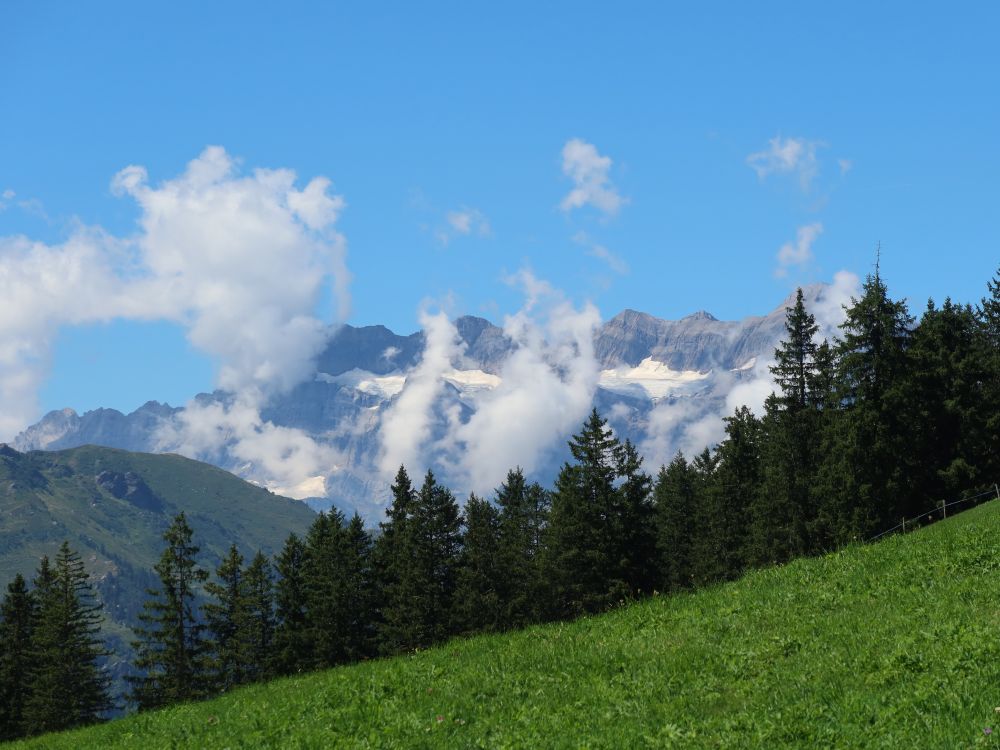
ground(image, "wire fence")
xmin=867 ymin=484 xmax=1000 ymax=542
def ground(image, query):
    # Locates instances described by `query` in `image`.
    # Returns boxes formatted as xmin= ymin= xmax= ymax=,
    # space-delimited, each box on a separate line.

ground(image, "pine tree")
xmin=0 ymin=574 xmax=34 ymax=740
xmin=24 ymin=542 xmax=110 ymax=734
xmin=832 ymin=266 xmax=915 ymax=529
xmin=374 ymin=466 xmax=418 ymax=654
xmin=272 ymin=533 xmax=310 ymax=675
xmin=204 ymin=544 xmax=247 ymax=691
xmin=303 ymin=510 xmax=353 ymax=669
xmin=613 ymin=440 xmax=657 ymax=596
xmin=653 ymin=453 xmax=696 ymax=591
xmin=342 ymin=514 xmax=375 ymax=661
xmin=452 ymin=493 xmax=502 ymax=635
xmin=978 ymin=267 xmax=1000 ymax=483
xmin=128 ymin=513 xmax=211 ymax=710
xmin=409 ymin=470 xmax=463 ymax=647
xmin=701 ymin=406 xmax=760 ymax=579
xmin=543 ymin=410 xmax=628 ymax=617
xmin=770 ymin=288 xmax=819 ymax=412
xmin=241 ymin=551 xmax=275 ymax=684
xmin=495 ymin=468 xmax=549 ymax=629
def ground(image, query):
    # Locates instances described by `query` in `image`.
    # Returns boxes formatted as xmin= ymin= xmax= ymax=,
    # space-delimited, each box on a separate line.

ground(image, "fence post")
xmin=942 ymin=499 xmax=946 ymax=519
xmin=995 ymin=484 xmax=999 ymax=502
xmin=901 ymin=517 xmax=905 ymax=533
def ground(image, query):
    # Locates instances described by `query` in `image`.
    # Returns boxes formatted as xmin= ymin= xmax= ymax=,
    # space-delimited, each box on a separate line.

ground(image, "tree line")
xmin=1 ymin=264 xmax=998 ymax=739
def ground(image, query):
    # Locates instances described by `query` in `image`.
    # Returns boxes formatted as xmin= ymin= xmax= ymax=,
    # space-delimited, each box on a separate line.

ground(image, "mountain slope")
xmin=0 ymin=444 xmax=316 ymax=695
xmin=21 ymin=500 xmax=1000 ymax=748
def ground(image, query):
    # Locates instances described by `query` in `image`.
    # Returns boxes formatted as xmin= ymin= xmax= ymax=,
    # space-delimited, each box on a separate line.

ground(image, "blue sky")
xmin=1 ymin=1 xmax=997 ymax=422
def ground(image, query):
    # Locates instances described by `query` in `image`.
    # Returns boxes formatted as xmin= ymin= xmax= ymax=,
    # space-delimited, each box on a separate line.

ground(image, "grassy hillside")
xmin=16 ymin=499 xmax=1000 ymax=748
xmin=0 ymin=444 xmax=316 ymax=696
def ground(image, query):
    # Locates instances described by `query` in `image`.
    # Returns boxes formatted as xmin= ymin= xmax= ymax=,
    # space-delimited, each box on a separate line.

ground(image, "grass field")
xmin=14 ymin=500 xmax=1000 ymax=748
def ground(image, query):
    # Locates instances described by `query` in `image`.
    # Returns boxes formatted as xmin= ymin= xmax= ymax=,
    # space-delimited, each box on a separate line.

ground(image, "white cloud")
xmin=775 ymin=222 xmax=823 ymax=277
xmin=559 ymin=138 xmax=626 ymax=217
xmin=446 ymin=270 xmax=602 ymax=492
xmin=0 ymin=146 xmax=352 ymax=499
xmin=377 ymin=307 xmax=463 ymax=477
xmin=812 ymin=269 xmax=860 ymax=341
xmin=747 ymin=136 xmax=821 ymax=190
xmin=436 ymin=207 xmax=491 ymax=246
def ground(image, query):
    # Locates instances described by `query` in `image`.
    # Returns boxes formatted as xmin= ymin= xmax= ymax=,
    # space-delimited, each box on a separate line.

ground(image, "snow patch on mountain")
xmin=598 ymin=358 xmax=710 ymax=401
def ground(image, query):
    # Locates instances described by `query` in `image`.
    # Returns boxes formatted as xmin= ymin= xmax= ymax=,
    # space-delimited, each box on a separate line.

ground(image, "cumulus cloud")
xmin=775 ymin=222 xmax=823 ymax=277
xmin=0 ymin=146 xmax=351 ymax=498
xmin=747 ymin=136 xmax=821 ymax=190
xmin=812 ymin=269 xmax=860 ymax=341
xmin=560 ymin=138 xmax=626 ymax=217
xmin=377 ymin=307 xmax=463 ymax=477
xmin=447 ymin=270 xmax=601 ymax=492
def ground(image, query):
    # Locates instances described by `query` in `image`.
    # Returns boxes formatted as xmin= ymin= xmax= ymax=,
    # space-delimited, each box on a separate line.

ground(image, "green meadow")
xmin=17 ymin=500 xmax=1000 ymax=749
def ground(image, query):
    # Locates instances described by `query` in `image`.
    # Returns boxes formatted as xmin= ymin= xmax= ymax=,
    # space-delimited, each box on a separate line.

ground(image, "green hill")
xmin=15 ymin=497 xmax=1000 ymax=748
xmin=0 ymin=444 xmax=316 ymax=695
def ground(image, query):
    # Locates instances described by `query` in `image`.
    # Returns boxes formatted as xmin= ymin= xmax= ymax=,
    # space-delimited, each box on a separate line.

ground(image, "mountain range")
xmin=15 ymin=285 xmax=840 ymax=521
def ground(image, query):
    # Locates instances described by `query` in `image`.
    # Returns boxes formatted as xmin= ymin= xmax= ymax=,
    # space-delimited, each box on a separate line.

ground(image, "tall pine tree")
xmin=0 ymin=574 xmax=34 ymax=740
xmin=24 ymin=542 xmax=110 ymax=734
xmin=128 ymin=513 xmax=211 ymax=710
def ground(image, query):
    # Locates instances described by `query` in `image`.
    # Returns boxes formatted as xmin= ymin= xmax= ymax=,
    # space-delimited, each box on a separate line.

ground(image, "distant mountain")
xmin=0 ymin=444 xmax=316 ymax=698
xmin=15 ymin=285 xmax=836 ymax=521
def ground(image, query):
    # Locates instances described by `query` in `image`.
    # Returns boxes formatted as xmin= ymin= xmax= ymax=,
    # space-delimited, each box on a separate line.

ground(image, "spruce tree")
xmin=452 ymin=493 xmax=503 ymax=635
xmin=770 ymin=288 xmax=819 ymax=412
xmin=832 ymin=266 xmax=915 ymax=529
xmin=342 ymin=514 xmax=375 ymax=661
xmin=978 ymin=267 xmax=1000 ymax=483
xmin=374 ymin=466 xmax=418 ymax=654
xmin=128 ymin=513 xmax=211 ymax=710
xmin=495 ymin=468 xmax=549 ymax=629
xmin=654 ymin=453 xmax=696 ymax=592
xmin=543 ymin=410 xmax=627 ymax=617
xmin=0 ymin=574 xmax=34 ymax=740
xmin=204 ymin=544 xmax=247 ymax=691
xmin=241 ymin=551 xmax=275 ymax=684
xmin=613 ymin=440 xmax=657 ymax=596
xmin=409 ymin=470 xmax=463 ymax=647
xmin=25 ymin=542 xmax=110 ymax=734
xmin=303 ymin=510 xmax=355 ymax=668
xmin=272 ymin=532 xmax=310 ymax=675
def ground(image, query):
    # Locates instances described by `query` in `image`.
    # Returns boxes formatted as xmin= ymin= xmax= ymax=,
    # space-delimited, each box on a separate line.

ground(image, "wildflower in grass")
xmin=436 ymin=715 xmax=445 ymax=723
xmin=985 ymin=727 xmax=993 ymax=736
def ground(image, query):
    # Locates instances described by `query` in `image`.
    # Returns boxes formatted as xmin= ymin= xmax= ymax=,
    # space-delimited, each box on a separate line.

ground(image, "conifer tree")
xmin=128 ymin=512 xmax=210 ymax=710
xmin=613 ymin=440 xmax=657 ymax=595
xmin=302 ymin=510 xmax=351 ymax=668
xmin=978 ymin=266 xmax=1000 ymax=482
xmin=204 ymin=544 xmax=247 ymax=691
xmin=701 ymin=406 xmax=760 ymax=579
xmin=495 ymin=468 xmax=549 ymax=629
xmin=241 ymin=551 xmax=275 ymax=684
xmin=0 ymin=574 xmax=34 ymax=740
xmin=409 ymin=470 xmax=463 ymax=646
xmin=543 ymin=410 xmax=630 ymax=616
xmin=654 ymin=453 xmax=696 ymax=591
xmin=342 ymin=514 xmax=375 ymax=661
xmin=272 ymin=533 xmax=310 ymax=675
xmin=770 ymin=288 xmax=819 ymax=412
xmin=452 ymin=493 xmax=502 ymax=635
xmin=832 ymin=266 xmax=915 ymax=529
xmin=25 ymin=542 xmax=110 ymax=734
xmin=375 ymin=466 xmax=418 ymax=654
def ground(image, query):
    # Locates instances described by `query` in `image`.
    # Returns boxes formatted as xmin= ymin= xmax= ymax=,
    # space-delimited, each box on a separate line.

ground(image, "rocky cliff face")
xmin=16 ymin=286 xmax=834 ymax=520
